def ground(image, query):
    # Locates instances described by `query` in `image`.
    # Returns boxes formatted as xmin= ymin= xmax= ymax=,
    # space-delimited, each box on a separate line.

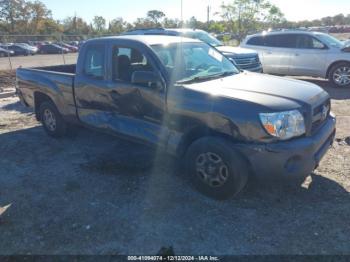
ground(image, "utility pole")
xmin=207 ymin=5 xmax=211 ymax=25
xmin=181 ymin=0 xmax=183 ymax=25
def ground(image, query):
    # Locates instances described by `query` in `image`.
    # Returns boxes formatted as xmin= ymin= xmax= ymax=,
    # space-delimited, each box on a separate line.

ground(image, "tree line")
xmin=0 ymin=0 xmax=349 ymax=39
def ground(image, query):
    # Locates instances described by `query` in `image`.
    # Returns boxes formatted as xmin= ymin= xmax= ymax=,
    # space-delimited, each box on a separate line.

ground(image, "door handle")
xmin=295 ymin=53 xmax=300 ymax=56
xmin=265 ymin=51 xmax=272 ymax=55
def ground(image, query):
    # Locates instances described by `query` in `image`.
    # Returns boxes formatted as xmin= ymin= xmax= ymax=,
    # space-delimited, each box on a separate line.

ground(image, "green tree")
xmin=0 ymin=0 xmax=25 ymax=33
xmin=133 ymin=17 xmax=156 ymax=29
xmin=63 ymin=16 xmax=90 ymax=35
xmin=147 ymin=10 xmax=165 ymax=25
xmin=26 ymin=0 xmax=52 ymax=33
xmin=92 ymin=15 xmax=106 ymax=33
xmin=108 ymin=17 xmax=126 ymax=34
xmin=209 ymin=21 xmax=226 ymax=34
xmin=162 ymin=18 xmax=181 ymax=28
xmin=218 ymin=0 xmax=285 ymax=41
xmin=333 ymin=14 xmax=345 ymax=25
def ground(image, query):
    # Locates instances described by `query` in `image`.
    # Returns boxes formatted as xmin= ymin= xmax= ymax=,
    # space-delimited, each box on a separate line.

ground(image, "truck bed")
xmin=16 ymin=64 xmax=78 ymax=121
xmin=33 ymin=64 xmax=76 ymax=74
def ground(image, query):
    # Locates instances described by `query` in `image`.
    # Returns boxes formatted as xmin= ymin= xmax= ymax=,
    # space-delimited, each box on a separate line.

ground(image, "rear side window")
xmin=247 ymin=36 xmax=265 ymax=46
xmin=296 ymin=35 xmax=326 ymax=49
xmin=265 ymin=34 xmax=297 ymax=48
xmin=84 ymin=45 xmax=105 ymax=79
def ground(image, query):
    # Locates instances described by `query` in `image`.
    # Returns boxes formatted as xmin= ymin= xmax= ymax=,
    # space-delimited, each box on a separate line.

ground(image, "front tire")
xmin=185 ymin=137 xmax=249 ymax=200
xmin=39 ymin=101 xmax=66 ymax=138
xmin=329 ymin=62 xmax=350 ymax=88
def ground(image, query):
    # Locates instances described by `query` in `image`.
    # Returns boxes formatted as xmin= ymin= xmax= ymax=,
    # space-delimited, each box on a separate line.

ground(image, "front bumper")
xmin=237 ymin=115 xmax=336 ymax=179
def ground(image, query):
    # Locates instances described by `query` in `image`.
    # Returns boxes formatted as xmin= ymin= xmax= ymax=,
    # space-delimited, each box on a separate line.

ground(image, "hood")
xmin=183 ymin=72 xmax=329 ymax=111
xmin=216 ymin=45 xmax=257 ymax=56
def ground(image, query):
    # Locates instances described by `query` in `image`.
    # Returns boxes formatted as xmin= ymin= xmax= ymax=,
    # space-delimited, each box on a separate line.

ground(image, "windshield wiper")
xmin=177 ymin=71 xmax=236 ymax=84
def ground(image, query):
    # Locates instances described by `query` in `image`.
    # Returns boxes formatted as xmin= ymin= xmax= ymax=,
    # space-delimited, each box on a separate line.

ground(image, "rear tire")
xmin=329 ymin=62 xmax=350 ymax=88
xmin=185 ymin=137 xmax=249 ymax=200
xmin=39 ymin=101 xmax=67 ymax=138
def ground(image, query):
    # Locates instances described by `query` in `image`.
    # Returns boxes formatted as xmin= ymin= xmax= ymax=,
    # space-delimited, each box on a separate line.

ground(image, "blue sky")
xmin=42 ymin=0 xmax=350 ymax=23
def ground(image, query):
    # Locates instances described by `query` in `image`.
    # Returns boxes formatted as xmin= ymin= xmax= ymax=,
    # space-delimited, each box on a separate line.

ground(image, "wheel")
xmin=329 ymin=62 xmax=350 ymax=88
xmin=39 ymin=101 xmax=67 ymax=137
xmin=185 ymin=137 xmax=249 ymax=200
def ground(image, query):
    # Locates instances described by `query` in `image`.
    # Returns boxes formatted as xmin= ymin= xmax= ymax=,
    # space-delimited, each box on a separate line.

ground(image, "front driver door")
xmin=106 ymin=43 xmax=167 ymax=146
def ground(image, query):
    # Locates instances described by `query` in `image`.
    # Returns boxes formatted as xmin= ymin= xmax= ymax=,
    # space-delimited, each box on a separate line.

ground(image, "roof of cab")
xmin=86 ymin=35 xmax=201 ymax=46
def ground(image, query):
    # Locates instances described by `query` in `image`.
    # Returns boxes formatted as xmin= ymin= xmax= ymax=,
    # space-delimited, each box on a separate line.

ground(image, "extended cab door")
xmin=74 ymin=43 xmax=112 ymax=127
xmin=108 ymin=43 xmax=167 ymax=145
xmin=288 ymin=34 xmax=328 ymax=77
xmin=74 ymin=40 xmax=167 ymax=146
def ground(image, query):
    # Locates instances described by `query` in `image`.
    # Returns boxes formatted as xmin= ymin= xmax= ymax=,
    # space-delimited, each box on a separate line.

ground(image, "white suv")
xmin=241 ymin=30 xmax=350 ymax=88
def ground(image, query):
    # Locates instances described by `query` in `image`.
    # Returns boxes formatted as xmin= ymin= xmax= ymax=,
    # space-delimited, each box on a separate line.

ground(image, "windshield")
xmin=151 ymin=42 xmax=239 ymax=83
xmin=182 ymin=31 xmax=223 ymax=47
xmin=315 ymin=33 xmax=344 ymax=48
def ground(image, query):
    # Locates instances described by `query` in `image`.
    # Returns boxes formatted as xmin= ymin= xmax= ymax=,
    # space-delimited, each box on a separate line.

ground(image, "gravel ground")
xmin=0 ymin=78 xmax=349 ymax=255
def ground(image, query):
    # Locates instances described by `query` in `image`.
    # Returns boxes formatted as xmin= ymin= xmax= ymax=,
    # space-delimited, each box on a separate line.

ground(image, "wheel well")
xmin=326 ymin=60 xmax=350 ymax=79
xmin=34 ymin=92 xmax=53 ymax=121
xmin=177 ymin=127 xmax=234 ymax=157
xmin=178 ymin=128 xmax=255 ymax=178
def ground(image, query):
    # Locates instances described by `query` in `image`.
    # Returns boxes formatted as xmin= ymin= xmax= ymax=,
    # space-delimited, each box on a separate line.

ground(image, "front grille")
xmin=311 ymin=99 xmax=331 ymax=134
xmin=232 ymin=55 xmax=261 ymax=70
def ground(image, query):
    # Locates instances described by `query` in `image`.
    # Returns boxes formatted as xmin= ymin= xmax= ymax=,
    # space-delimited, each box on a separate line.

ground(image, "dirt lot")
xmin=0 ymin=77 xmax=350 ymax=255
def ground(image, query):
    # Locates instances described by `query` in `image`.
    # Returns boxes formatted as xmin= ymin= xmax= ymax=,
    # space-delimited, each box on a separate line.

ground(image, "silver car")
xmin=241 ymin=30 xmax=350 ymax=88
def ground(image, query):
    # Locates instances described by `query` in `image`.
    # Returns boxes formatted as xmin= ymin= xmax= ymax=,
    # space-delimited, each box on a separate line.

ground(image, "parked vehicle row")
xmin=0 ymin=46 xmax=14 ymax=57
xmin=16 ymin=35 xmax=336 ymax=200
xmin=0 ymin=41 xmax=81 ymax=56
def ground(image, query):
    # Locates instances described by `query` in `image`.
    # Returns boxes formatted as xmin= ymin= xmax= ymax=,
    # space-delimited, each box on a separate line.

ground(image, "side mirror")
xmin=131 ymin=71 xmax=161 ymax=87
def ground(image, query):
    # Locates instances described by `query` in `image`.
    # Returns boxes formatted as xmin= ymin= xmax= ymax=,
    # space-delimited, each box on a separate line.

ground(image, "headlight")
xmin=259 ymin=110 xmax=306 ymax=140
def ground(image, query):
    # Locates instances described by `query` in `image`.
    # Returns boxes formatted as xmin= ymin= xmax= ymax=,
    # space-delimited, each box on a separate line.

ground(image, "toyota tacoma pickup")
xmin=16 ymin=35 xmax=336 ymax=199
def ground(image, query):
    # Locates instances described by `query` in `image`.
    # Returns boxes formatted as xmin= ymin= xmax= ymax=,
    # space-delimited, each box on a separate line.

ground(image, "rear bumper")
xmin=237 ymin=115 xmax=336 ymax=179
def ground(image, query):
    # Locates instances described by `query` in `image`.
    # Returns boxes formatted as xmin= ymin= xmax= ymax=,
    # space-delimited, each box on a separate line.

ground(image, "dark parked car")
xmin=39 ymin=44 xmax=69 ymax=54
xmin=16 ymin=36 xmax=336 ymax=199
xmin=6 ymin=44 xmax=35 ymax=56
xmin=0 ymin=46 xmax=15 ymax=57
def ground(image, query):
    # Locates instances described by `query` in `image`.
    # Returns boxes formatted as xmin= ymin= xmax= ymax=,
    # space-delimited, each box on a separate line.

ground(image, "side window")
xmin=265 ymin=34 xmax=296 ymax=48
xmin=312 ymin=38 xmax=326 ymax=49
xmin=84 ymin=45 xmax=105 ymax=79
xmin=247 ymin=36 xmax=264 ymax=46
xmin=296 ymin=35 xmax=326 ymax=49
xmin=112 ymin=46 xmax=153 ymax=82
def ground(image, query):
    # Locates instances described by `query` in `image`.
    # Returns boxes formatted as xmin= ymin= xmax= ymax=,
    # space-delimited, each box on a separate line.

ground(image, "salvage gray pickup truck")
xmin=16 ymin=35 xmax=336 ymax=199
